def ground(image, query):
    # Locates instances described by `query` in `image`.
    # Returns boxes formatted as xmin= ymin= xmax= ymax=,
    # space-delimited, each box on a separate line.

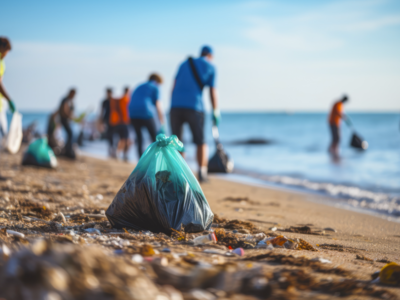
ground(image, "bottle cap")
xmin=210 ymin=232 xmax=217 ymax=242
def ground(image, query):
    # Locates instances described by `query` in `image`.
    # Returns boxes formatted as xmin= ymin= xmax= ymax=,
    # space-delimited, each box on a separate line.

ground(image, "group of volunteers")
xmin=96 ymin=45 xmax=219 ymax=182
xmin=0 ymin=35 xmax=352 ymax=179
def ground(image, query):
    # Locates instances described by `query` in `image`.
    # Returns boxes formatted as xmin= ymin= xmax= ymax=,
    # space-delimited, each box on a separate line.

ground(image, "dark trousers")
xmin=106 ymin=125 xmax=114 ymax=148
xmin=131 ymin=118 xmax=157 ymax=158
xmin=60 ymin=117 xmax=73 ymax=152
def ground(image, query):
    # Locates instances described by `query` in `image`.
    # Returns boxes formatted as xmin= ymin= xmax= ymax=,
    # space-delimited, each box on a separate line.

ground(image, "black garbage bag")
xmin=22 ymin=138 xmax=58 ymax=169
xmin=208 ymin=126 xmax=234 ymax=173
xmin=208 ymin=144 xmax=234 ymax=173
xmin=106 ymin=134 xmax=214 ymax=234
xmin=350 ymin=132 xmax=368 ymax=150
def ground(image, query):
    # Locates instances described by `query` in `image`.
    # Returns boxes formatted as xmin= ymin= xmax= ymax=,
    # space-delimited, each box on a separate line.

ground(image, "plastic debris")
xmin=6 ymin=230 xmax=25 ymax=238
xmin=324 ymin=227 xmax=337 ymax=232
xmin=140 ymin=244 xmax=156 ymax=256
xmin=379 ymin=262 xmax=400 ymax=286
xmin=232 ymin=248 xmax=245 ymax=256
xmin=193 ymin=233 xmax=217 ymax=245
xmin=84 ymin=228 xmax=101 ymax=235
xmin=132 ymin=254 xmax=144 ymax=263
xmin=311 ymin=257 xmax=332 ymax=264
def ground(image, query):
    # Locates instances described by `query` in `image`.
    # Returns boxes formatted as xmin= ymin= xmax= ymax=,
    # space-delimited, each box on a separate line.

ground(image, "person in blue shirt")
xmin=170 ymin=45 xmax=220 ymax=182
xmin=129 ymin=73 xmax=164 ymax=158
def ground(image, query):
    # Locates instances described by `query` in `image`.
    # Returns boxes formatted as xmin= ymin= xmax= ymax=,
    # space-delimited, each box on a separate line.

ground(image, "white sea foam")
xmin=264 ymin=175 xmax=400 ymax=217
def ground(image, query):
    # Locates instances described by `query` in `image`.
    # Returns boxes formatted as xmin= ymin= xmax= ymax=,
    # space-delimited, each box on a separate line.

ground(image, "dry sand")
xmin=0 ymin=150 xmax=399 ymax=299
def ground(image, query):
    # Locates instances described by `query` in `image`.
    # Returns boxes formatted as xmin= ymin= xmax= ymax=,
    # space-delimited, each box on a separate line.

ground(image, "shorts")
xmin=113 ymin=124 xmax=129 ymax=140
xmin=170 ymin=108 xmax=205 ymax=145
xmin=330 ymin=124 xmax=340 ymax=144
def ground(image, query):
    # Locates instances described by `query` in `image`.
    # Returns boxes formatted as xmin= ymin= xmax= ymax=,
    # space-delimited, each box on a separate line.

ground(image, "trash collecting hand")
xmin=212 ymin=109 xmax=221 ymax=126
xmin=8 ymin=100 xmax=16 ymax=113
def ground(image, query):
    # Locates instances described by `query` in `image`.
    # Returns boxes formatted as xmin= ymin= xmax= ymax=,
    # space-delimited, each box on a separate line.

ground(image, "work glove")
xmin=158 ymin=124 xmax=166 ymax=135
xmin=212 ymin=109 xmax=221 ymax=126
xmin=8 ymin=100 xmax=16 ymax=113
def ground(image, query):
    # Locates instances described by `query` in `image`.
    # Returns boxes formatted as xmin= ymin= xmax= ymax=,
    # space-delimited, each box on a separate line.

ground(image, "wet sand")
xmin=1 ymin=150 xmax=399 ymax=299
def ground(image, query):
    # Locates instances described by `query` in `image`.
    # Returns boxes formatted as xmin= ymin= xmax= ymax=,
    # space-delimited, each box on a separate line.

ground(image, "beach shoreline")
xmin=1 ymin=150 xmax=399 ymax=298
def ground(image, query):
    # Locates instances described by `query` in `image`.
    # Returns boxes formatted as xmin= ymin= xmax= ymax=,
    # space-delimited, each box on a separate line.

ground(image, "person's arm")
xmin=0 ymin=78 xmax=15 ymax=112
xmin=210 ymin=87 xmax=221 ymax=126
xmin=0 ymin=79 xmax=10 ymax=101
xmin=155 ymin=101 xmax=164 ymax=124
xmin=171 ymin=79 xmax=176 ymax=96
xmin=210 ymin=87 xmax=218 ymax=110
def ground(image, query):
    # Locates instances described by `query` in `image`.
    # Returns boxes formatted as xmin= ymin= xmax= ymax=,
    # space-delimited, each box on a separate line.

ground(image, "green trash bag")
xmin=106 ymin=134 xmax=214 ymax=234
xmin=22 ymin=137 xmax=58 ymax=169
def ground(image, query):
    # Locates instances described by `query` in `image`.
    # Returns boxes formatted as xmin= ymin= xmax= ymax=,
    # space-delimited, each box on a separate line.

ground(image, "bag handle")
xmin=188 ymin=57 xmax=204 ymax=91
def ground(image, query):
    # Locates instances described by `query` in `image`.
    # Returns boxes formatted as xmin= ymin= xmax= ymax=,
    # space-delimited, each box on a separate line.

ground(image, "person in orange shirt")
xmin=109 ymin=87 xmax=130 ymax=161
xmin=328 ymin=95 xmax=349 ymax=156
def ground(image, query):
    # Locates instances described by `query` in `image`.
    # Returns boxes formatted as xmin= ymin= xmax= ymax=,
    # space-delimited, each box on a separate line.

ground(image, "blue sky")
xmin=2 ymin=0 xmax=400 ymax=112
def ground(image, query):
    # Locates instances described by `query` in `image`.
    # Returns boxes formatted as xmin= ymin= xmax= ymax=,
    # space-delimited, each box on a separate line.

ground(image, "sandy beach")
xmin=1 ymin=150 xmax=399 ymax=299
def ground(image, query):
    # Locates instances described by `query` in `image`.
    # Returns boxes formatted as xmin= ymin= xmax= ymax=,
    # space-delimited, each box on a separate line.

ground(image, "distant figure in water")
xmin=58 ymin=88 xmax=76 ymax=158
xmin=129 ymin=73 xmax=165 ymax=158
xmin=110 ymin=87 xmax=131 ymax=161
xmin=328 ymin=95 xmax=349 ymax=157
xmin=99 ymin=88 xmax=115 ymax=157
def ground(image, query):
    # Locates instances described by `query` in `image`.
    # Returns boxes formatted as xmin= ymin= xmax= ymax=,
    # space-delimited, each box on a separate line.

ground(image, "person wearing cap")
xmin=0 ymin=37 xmax=17 ymax=139
xmin=170 ymin=45 xmax=220 ymax=182
xmin=129 ymin=73 xmax=165 ymax=158
xmin=328 ymin=95 xmax=349 ymax=157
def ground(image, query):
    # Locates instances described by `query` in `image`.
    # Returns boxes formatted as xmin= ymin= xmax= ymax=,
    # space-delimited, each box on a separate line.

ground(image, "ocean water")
xmin=13 ymin=111 xmax=400 ymax=219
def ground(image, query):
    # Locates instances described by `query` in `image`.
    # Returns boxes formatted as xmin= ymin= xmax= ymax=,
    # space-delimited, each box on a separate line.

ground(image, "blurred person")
xmin=109 ymin=86 xmax=130 ymax=161
xmin=47 ymin=110 xmax=62 ymax=155
xmin=99 ymin=88 xmax=115 ymax=157
xmin=129 ymin=73 xmax=164 ymax=158
xmin=328 ymin=95 xmax=349 ymax=157
xmin=58 ymin=88 xmax=76 ymax=158
xmin=170 ymin=45 xmax=220 ymax=182
xmin=0 ymin=37 xmax=16 ymax=139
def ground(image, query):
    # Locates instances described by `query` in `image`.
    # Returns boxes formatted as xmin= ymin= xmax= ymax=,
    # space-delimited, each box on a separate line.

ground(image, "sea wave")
xmin=233 ymin=170 xmax=400 ymax=218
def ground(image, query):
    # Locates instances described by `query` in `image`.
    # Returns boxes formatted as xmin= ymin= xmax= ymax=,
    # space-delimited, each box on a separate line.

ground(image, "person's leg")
xmin=329 ymin=124 xmax=339 ymax=157
xmin=186 ymin=110 xmax=207 ymax=181
xmin=131 ymin=119 xmax=144 ymax=158
xmin=145 ymin=118 xmax=157 ymax=142
xmin=120 ymin=124 xmax=130 ymax=161
xmin=196 ymin=144 xmax=208 ymax=167
xmin=170 ymin=108 xmax=185 ymax=158
xmin=61 ymin=117 xmax=73 ymax=152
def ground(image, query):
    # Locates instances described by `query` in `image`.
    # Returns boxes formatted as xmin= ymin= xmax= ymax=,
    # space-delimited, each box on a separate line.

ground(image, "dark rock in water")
xmin=228 ymin=138 xmax=273 ymax=145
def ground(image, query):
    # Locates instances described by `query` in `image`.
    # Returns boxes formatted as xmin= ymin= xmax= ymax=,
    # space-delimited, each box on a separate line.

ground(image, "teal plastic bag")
xmin=106 ymin=134 xmax=214 ymax=234
xmin=22 ymin=137 xmax=58 ymax=169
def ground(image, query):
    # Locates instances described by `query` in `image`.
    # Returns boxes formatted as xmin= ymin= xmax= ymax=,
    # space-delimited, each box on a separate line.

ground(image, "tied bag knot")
xmin=156 ymin=134 xmax=184 ymax=152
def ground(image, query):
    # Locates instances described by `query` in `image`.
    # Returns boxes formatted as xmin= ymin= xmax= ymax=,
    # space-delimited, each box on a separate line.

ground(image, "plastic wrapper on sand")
xmin=106 ymin=134 xmax=214 ymax=234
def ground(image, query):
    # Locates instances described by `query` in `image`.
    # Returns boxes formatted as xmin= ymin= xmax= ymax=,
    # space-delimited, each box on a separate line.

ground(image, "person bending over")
xmin=328 ymin=95 xmax=349 ymax=157
xmin=170 ymin=45 xmax=220 ymax=182
xmin=129 ymin=73 xmax=164 ymax=158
